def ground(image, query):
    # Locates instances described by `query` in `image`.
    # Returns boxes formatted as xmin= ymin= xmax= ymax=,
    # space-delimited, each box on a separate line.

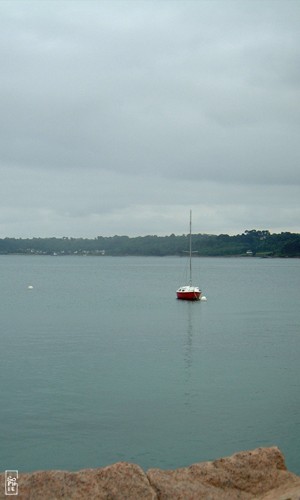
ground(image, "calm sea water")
xmin=0 ymin=255 xmax=299 ymax=474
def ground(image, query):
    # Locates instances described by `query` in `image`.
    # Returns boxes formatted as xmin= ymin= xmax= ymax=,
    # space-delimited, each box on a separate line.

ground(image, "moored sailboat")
xmin=176 ymin=211 xmax=201 ymax=301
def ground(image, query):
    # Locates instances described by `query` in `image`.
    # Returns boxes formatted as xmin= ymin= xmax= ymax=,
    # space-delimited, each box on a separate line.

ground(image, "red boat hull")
xmin=176 ymin=289 xmax=201 ymax=301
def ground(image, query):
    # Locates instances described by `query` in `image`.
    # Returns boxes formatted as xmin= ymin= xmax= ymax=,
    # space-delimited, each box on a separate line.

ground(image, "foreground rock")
xmin=0 ymin=463 xmax=155 ymax=500
xmin=0 ymin=447 xmax=299 ymax=499
xmin=147 ymin=447 xmax=300 ymax=499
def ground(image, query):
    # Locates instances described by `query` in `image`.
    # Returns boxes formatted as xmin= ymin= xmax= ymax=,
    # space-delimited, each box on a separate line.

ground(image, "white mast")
xmin=189 ymin=209 xmax=192 ymax=285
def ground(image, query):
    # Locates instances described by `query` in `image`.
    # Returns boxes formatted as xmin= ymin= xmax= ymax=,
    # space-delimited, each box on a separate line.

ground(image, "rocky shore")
xmin=1 ymin=447 xmax=300 ymax=499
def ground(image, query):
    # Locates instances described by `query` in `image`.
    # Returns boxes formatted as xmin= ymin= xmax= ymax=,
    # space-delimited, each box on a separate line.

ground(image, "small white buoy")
xmin=27 ymin=285 xmax=33 ymax=289
xmin=200 ymin=295 xmax=207 ymax=301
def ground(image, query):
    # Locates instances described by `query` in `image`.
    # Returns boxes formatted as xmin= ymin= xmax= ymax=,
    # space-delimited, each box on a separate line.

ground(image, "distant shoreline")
xmin=1 ymin=230 xmax=300 ymax=257
xmin=0 ymin=252 xmax=299 ymax=258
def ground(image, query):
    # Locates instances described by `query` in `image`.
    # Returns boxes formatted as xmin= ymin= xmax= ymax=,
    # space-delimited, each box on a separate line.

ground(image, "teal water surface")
xmin=0 ymin=256 xmax=299 ymax=474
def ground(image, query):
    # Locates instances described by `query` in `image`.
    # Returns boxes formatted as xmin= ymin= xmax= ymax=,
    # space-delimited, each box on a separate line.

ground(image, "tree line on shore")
xmin=0 ymin=229 xmax=300 ymax=257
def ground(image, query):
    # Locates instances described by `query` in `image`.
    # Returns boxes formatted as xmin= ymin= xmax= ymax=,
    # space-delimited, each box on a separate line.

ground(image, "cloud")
xmin=0 ymin=0 xmax=299 ymax=237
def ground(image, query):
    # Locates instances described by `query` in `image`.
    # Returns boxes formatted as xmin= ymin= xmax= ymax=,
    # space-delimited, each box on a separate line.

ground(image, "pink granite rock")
xmin=0 ymin=447 xmax=299 ymax=499
xmin=147 ymin=447 xmax=300 ymax=499
xmin=0 ymin=462 xmax=156 ymax=500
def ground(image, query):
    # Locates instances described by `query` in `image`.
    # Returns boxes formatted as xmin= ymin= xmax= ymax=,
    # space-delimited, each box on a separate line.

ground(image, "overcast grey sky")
xmin=0 ymin=0 xmax=299 ymax=237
